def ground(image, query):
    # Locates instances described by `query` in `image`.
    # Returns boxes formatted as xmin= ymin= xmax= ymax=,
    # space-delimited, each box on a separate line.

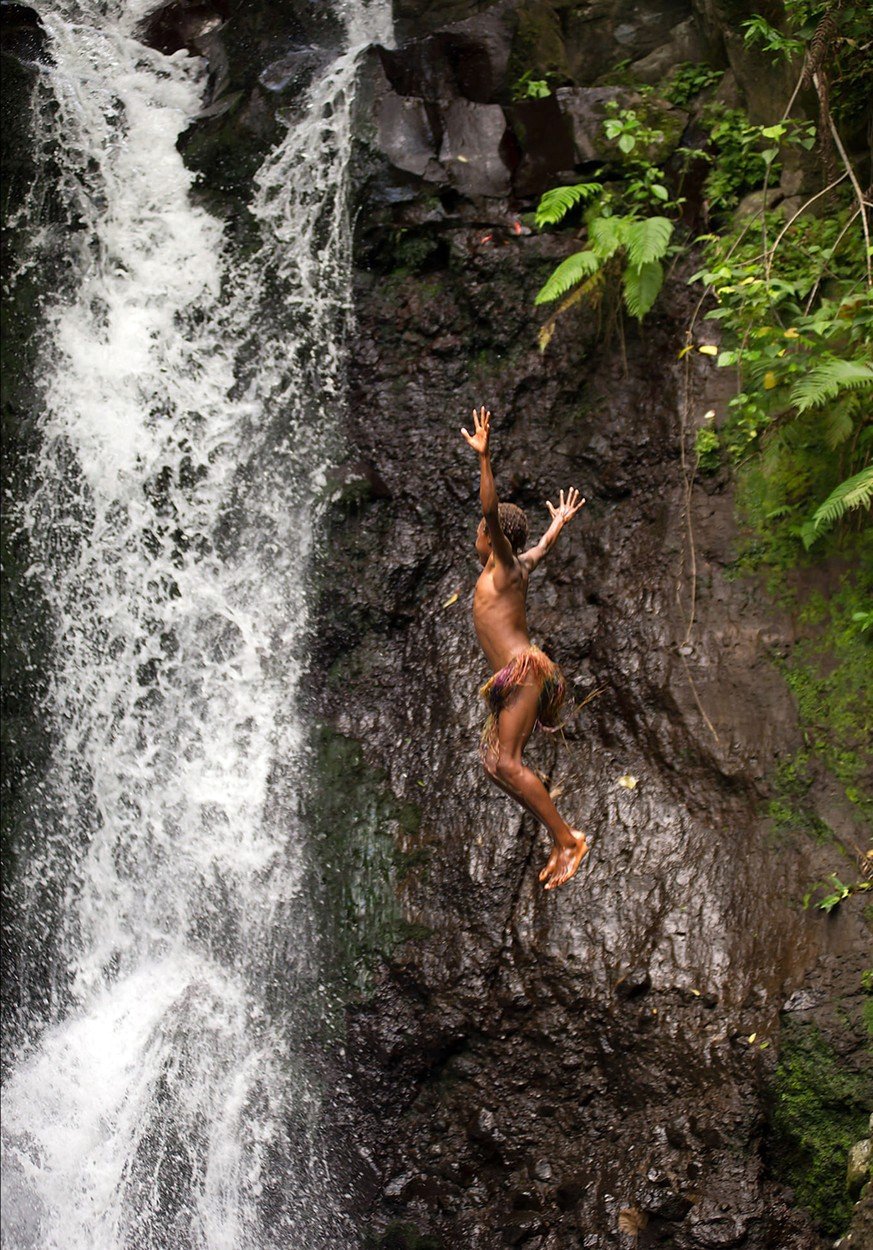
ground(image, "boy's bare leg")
xmin=483 ymin=682 xmax=588 ymax=888
xmin=483 ymin=752 xmax=562 ymax=883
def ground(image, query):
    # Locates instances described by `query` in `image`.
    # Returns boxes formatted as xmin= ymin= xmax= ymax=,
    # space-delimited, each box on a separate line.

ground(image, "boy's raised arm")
xmin=521 ymin=487 xmax=585 ymax=571
xmin=461 ymin=406 xmax=514 ymax=565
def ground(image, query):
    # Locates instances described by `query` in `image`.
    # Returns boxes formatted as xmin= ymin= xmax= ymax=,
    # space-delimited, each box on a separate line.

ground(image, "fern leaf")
xmin=790 ymin=357 xmax=873 ymax=414
xmin=535 ymin=182 xmax=602 ymax=228
xmin=808 ymin=464 xmax=873 ymax=540
xmin=534 ymin=249 xmax=601 ymax=305
xmin=588 ymin=214 xmax=629 ymax=261
xmin=623 ymin=260 xmax=663 ymax=320
xmin=626 ymin=216 xmax=673 ymax=267
xmin=538 ymin=271 xmax=604 ymax=351
xmin=821 ymin=397 xmax=857 ymax=450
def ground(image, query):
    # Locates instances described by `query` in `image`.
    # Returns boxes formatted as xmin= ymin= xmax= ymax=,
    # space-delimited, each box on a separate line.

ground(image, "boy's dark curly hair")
xmin=498 ymin=502 xmax=529 ymax=553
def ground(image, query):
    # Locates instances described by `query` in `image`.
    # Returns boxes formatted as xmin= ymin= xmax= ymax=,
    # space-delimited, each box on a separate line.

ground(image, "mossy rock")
xmin=507 ymin=0 xmax=570 ymax=93
xmin=305 ymin=726 xmax=426 ymax=1004
xmin=768 ymin=1018 xmax=872 ymax=1236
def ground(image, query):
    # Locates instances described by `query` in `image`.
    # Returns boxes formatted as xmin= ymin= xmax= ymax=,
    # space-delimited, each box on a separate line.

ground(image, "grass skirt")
xmin=479 ymin=644 xmax=566 ymax=758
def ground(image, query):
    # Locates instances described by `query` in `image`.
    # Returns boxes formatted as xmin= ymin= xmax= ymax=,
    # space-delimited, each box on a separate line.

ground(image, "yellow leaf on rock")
xmin=748 ymin=1032 xmax=757 ymax=1043
xmin=442 ymin=592 xmax=460 ymax=608
xmin=617 ymin=774 xmax=638 ymax=789
xmin=763 ymin=371 xmax=778 ymax=389
xmin=618 ymin=1208 xmax=648 ymax=1236
xmin=698 ymin=345 xmax=718 ymax=356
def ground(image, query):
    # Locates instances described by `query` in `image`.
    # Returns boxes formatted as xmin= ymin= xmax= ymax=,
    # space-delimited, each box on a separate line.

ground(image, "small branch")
xmin=815 ymin=71 xmax=873 ymax=287
xmin=764 ymin=173 xmax=849 ymax=285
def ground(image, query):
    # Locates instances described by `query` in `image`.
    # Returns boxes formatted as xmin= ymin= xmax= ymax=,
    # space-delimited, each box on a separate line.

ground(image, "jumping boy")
xmin=461 ymin=405 xmax=589 ymax=890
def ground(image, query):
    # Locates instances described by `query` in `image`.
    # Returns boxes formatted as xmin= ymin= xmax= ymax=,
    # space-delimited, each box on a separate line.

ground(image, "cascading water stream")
xmin=1 ymin=1 xmax=391 ymax=1246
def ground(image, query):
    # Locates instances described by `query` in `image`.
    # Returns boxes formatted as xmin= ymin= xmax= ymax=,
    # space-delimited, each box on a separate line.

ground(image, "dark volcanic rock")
xmin=312 ymin=199 xmax=867 ymax=1247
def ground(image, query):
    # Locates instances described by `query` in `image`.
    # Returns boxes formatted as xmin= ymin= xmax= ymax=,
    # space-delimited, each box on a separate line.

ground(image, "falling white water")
xmin=1 ymin=1 xmax=391 ymax=1247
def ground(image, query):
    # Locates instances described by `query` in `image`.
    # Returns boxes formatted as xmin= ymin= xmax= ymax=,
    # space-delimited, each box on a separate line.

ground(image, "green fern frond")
xmin=626 ymin=216 xmax=673 ymax=267
xmin=805 ymin=464 xmax=873 ymax=545
xmin=623 ymin=260 xmax=664 ymax=320
xmin=535 ymin=182 xmax=603 ymax=228
xmin=534 ymin=249 xmax=601 ymax=305
xmin=790 ymin=358 xmax=873 ymax=414
xmin=821 ymin=396 xmax=858 ymax=450
xmin=588 ymin=214 xmax=629 ymax=261
xmin=538 ymin=271 xmax=605 ymax=351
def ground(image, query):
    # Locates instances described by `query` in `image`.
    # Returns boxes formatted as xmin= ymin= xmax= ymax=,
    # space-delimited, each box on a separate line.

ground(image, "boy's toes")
xmin=539 ymin=848 xmax=559 ymax=882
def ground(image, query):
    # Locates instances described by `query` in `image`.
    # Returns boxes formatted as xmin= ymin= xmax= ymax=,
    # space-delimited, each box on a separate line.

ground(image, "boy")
xmin=461 ymin=406 xmax=588 ymax=890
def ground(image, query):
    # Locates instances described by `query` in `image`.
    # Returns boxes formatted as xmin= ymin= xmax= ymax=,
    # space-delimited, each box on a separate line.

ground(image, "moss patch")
xmin=764 ymin=752 xmax=835 ymax=846
xmin=508 ymin=1 xmax=570 ymax=92
xmin=768 ymin=1018 xmax=872 ymax=1236
xmin=778 ymin=567 xmax=873 ymax=825
xmin=306 ymin=726 xmax=426 ymax=1004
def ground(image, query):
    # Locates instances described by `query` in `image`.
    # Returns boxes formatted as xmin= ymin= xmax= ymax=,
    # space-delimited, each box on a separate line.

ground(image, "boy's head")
xmin=499 ymin=502 xmax=529 ymax=551
xmin=476 ymin=503 xmax=529 ymax=563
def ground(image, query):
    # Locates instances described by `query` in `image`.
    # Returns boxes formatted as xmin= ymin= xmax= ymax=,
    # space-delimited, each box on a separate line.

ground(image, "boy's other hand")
xmin=546 ymin=487 xmax=585 ymax=524
xmin=461 ymin=406 xmax=491 ymax=456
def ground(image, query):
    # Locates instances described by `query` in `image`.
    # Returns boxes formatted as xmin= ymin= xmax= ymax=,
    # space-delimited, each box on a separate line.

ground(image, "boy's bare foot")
xmin=538 ymin=844 xmax=560 ymax=882
xmin=543 ymin=831 xmax=589 ymax=890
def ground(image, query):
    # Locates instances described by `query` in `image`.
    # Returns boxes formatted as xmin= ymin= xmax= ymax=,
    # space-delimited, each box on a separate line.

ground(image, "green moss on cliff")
xmin=777 ymin=569 xmax=873 ymax=824
xmin=769 ymin=1018 xmax=872 ymax=1236
xmin=508 ymin=1 xmax=569 ymax=92
xmin=306 ymin=726 xmax=426 ymax=1002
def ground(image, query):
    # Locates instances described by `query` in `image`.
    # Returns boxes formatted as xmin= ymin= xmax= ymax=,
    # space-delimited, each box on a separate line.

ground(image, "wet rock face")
xmin=137 ymin=0 xmax=346 ymax=195
xmin=305 ymin=10 xmax=871 ymax=1243
xmin=315 ymin=219 xmax=865 ymax=1245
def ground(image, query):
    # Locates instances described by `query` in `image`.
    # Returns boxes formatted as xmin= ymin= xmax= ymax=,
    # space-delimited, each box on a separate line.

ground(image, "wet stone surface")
xmin=309 ymin=218 xmax=870 ymax=1246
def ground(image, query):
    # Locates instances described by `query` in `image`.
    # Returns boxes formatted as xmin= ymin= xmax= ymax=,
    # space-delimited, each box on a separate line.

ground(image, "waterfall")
xmin=1 ymin=1 xmax=391 ymax=1246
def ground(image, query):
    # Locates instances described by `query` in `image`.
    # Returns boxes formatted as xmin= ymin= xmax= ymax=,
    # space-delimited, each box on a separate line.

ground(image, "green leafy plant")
xmin=742 ymin=14 xmax=805 ymax=58
xmin=807 ymin=465 xmax=873 ymax=545
xmin=534 ymin=210 xmax=673 ymax=323
xmin=700 ymin=107 xmax=814 ymax=213
xmin=691 ymin=202 xmax=871 ymax=559
xmin=662 ymin=63 xmax=723 ymax=107
xmin=602 ymin=101 xmax=684 ymax=211
xmin=803 ymin=873 xmax=871 ymax=912
xmin=603 ymin=104 xmax=655 ymax=156
xmin=533 ymin=107 xmax=680 ymax=341
xmin=534 ymin=181 xmax=603 ymax=227
xmin=695 ymin=426 xmax=721 ymax=474
xmin=512 ymin=70 xmax=552 ymax=100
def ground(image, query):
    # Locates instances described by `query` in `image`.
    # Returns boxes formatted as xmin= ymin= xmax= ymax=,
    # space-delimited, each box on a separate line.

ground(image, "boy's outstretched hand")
xmin=461 ymin=406 xmax=491 ymax=456
xmin=546 ymin=487 xmax=585 ymax=524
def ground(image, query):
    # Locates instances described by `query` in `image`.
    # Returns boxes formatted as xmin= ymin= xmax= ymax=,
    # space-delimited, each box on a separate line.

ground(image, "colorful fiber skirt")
xmin=479 ymin=644 xmax=566 ymax=757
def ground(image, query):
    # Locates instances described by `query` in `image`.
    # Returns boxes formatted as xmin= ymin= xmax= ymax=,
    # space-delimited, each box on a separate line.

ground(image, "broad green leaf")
xmin=588 ymin=214 xmax=628 ymax=260
xmin=534 ymin=248 xmax=601 ymax=305
xmin=821 ymin=401 xmax=856 ymax=450
xmin=807 ymin=464 xmax=873 ymax=539
xmin=790 ymin=357 xmax=873 ymax=413
xmin=626 ymin=216 xmax=673 ymax=267
xmin=534 ymin=181 xmax=603 ymax=228
xmin=623 ymin=260 xmax=663 ymax=319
